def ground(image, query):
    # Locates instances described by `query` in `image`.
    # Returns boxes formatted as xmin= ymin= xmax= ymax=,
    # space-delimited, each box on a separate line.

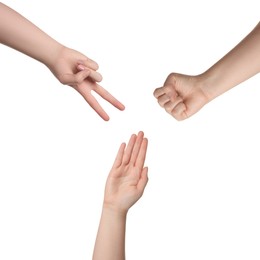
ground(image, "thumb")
xmin=137 ymin=167 xmax=149 ymax=193
xmin=58 ymin=69 xmax=91 ymax=85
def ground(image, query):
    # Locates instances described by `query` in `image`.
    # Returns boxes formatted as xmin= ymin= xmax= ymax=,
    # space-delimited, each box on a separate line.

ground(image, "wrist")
xmin=44 ymin=42 xmax=65 ymax=69
xmin=196 ymin=70 xmax=222 ymax=102
xmin=102 ymin=202 xmax=128 ymax=217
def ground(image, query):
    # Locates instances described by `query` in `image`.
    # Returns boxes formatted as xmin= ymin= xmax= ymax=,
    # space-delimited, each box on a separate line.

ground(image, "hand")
xmin=153 ymin=73 xmax=209 ymax=121
xmin=48 ymin=46 xmax=125 ymax=121
xmin=104 ymin=131 xmax=148 ymax=213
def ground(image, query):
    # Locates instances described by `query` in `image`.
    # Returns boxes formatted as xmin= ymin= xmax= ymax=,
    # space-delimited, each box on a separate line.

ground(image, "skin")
xmin=154 ymin=22 xmax=260 ymax=121
xmin=0 ymin=2 xmax=125 ymax=121
xmin=93 ymin=131 xmax=148 ymax=260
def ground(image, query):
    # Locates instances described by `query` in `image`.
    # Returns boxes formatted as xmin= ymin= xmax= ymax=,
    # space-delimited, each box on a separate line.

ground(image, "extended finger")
xmin=130 ymin=131 xmax=144 ymax=165
xmin=112 ymin=142 xmax=126 ymax=168
xmin=94 ymin=85 xmax=125 ymax=111
xmin=122 ymin=134 xmax=137 ymax=165
xmin=76 ymin=88 xmax=110 ymax=121
xmin=135 ymin=138 xmax=148 ymax=169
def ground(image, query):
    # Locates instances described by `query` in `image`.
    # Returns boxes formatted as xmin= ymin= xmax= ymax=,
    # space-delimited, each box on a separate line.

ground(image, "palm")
xmin=105 ymin=166 xmax=142 ymax=210
xmin=104 ymin=132 xmax=148 ymax=212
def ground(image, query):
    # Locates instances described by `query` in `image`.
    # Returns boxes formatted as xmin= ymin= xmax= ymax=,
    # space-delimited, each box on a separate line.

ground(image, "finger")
xmin=94 ymin=85 xmax=125 ymax=111
xmin=77 ymin=59 xmax=99 ymax=71
xmin=171 ymin=102 xmax=188 ymax=121
xmin=77 ymin=64 xmax=103 ymax=82
xmin=130 ymin=131 xmax=144 ymax=165
xmin=164 ymin=96 xmax=183 ymax=113
xmin=112 ymin=142 xmax=126 ymax=168
xmin=137 ymin=167 xmax=149 ymax=193
xmin=122 ymin=134 xmax=137 ymax=165
xmin=164 ymin=84 xmax=179 ymax=97
xmin=89 ymin=70 xmax=103 ymax=82
xmin=154 ymin=84 xmax=177 ymax=99
xmin=157 ymin=94 xmax=170 ymax=107
xmin=135 ymin=138 xmax=148 ymax=169
xmin=153 ymin=87 xmax=165 ymax=98
xmin=59 ymin=69 xmax=91 ymax=85
xmin=76 ymin=88 xmax=110 ymax=121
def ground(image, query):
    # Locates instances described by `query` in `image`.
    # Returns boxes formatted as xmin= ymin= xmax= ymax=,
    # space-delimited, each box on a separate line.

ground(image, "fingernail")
xmin=77 ymin=64 xmax=85 ymax=71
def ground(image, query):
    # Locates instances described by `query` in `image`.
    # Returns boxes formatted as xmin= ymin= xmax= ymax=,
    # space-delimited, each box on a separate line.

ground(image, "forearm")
xmin=200 ymin=22 xmax=260 ymax=100
xmin=93 ymin=206 xmax=127 ymax=260
xmin=0 ymin=3 xmax=63 ymax=67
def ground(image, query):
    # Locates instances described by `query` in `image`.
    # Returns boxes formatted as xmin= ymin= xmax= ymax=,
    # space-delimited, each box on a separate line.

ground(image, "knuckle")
xmin=165 ymin=106 xmax=172 ymax=113
xmin=164 ymin=85 xmax=173 ymax=92
xmin=57 ymin=74 xmax=67 ymax=85
xmin=158 ymin=100 xmax=164 ymax=107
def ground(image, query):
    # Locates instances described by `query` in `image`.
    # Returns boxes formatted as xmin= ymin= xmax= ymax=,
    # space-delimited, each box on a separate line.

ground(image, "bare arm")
xmin=0 ymin=2 xmax=125 ymax=120
xmin=0 ymin=2 xmax=65 ymax=67
xmin=202 ymin=21 xmax=260 ymax=100
xmin=154 ymin=22 xmax=260 ymax=120
xmin=93 ymin=208 xmax=127 ymax=260
xmin=93 ymin=131 xmax=148 ymax=260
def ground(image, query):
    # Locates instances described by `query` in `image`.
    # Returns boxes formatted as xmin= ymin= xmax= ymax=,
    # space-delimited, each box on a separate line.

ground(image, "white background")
xmin=0 ymin=1 xmax=260 ymax=259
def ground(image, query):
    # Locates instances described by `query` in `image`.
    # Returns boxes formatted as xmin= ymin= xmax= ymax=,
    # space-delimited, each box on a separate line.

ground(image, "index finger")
xmin=76 ymin=88 xmax=110 ymax=121
xmin=153 ymin=87 xmax=165 ymax=98
xmin=112 ymin=142 xmax=126 ymax=168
